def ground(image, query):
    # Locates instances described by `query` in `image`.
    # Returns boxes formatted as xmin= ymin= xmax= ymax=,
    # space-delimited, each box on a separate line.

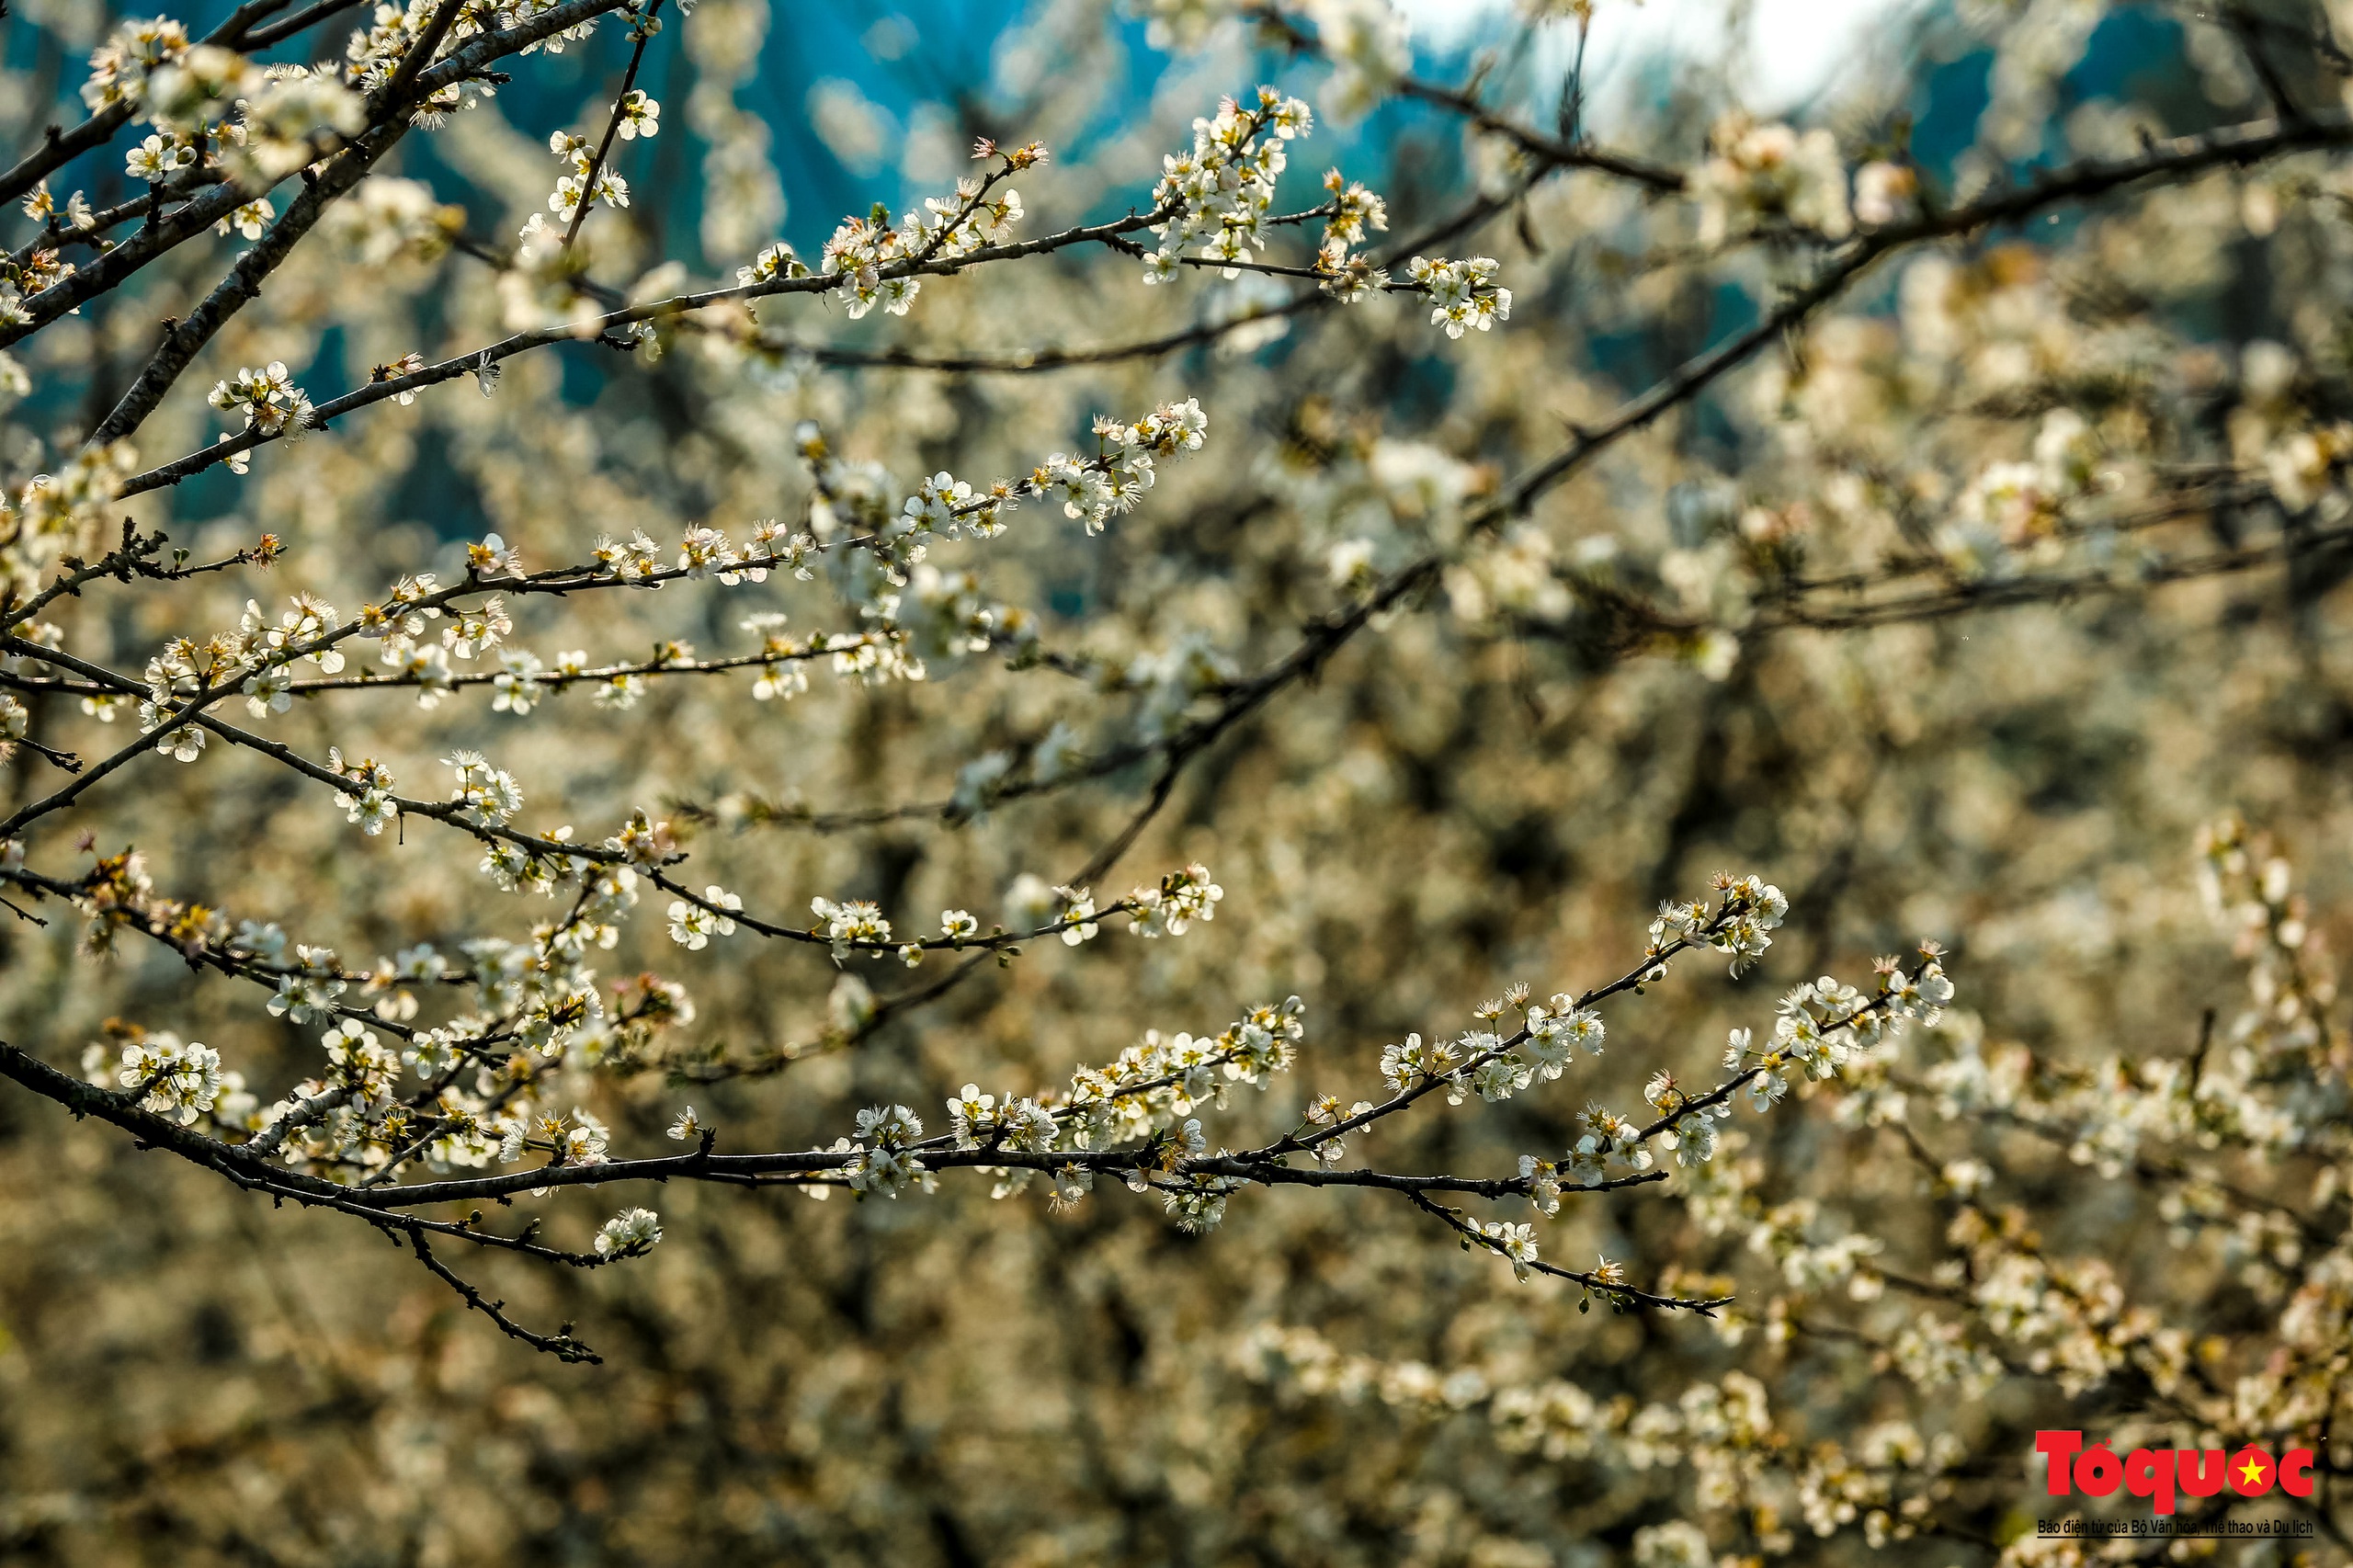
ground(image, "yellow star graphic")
xmin=2238 ymin=1455 xmax=2268 ymax=1488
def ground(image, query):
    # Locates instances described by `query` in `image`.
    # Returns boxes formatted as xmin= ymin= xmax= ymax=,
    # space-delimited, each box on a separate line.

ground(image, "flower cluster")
xmin=445 ymin=750 xmax=524 ymax=825
xmin=1313 ymin=167 xmax=1392 ymax=300
xmin=809 ymin=895 xmax=892 ymax=959
xmin=207 ymin=360 xmax=312 ymax=437
xmin=1648 ymin=873 xmax=1790 ymax=975
xmin=115 ymin=1031 xmax=225 ymax=1125
xmin=1934 ymin=409 xmax=2107 ymax=579
xmin=131 ymin=594 xmax=349 ymax=759
xmin=327 ymin=749 xmax=398 ymax=835
xmin=1689 ymin=112 xmax=1852 ymax=244
xmin=937 ymin=996 xmax=1308 ymax=1215
xmin=1145 ymin=86 xmax=1313 ymax=282
xmin=1128 ymin=862 xmax=1224 ymax=937
xmin=78 ymin=19 xmax=366 ymax=194
xmin=1406 ymin=256 xmax=1512 ymax=339
xmin=1042 ymin=398 xmax=1211 ymax=535
xmin=230 ymin=70 xmax=366 ymax=187
xmin=80 ymin=16 xmax=192 ymax=112
xmin=831 ymin=1103 xmax=931 ymax=1196
xmin=594 ymin=1207 xmax=663 ymax=1256
xmin=544 ymin=129 xmax=630 ymax=226
xmin=807 ymin=151 xmax=1031 ymax=320
xmin=613 ymin=89 xmax=658 ymax=140
xmin=665 ymin=886 xmax=742 ymax=949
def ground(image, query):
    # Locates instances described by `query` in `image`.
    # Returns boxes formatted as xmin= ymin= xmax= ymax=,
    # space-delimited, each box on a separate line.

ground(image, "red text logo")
xmin=2036 ymin=1431 xmax=2315 ymax=1517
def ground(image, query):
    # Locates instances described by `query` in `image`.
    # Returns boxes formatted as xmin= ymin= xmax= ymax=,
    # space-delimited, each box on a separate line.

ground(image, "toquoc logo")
xmin=2036 ymin=1431 xmax=2316 ymax=1517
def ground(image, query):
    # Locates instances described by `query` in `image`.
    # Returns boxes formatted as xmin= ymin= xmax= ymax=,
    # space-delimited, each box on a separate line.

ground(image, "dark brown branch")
xmin=0 ymin=105 xmax=139 ymax=212
xmin=242 ymin=0 xmax=373 ymax=48
xmin=1404 ymin=1192 xmax=1730 ymax=1312
xmin=404 ymin=1232 xmax=603 ymax=1363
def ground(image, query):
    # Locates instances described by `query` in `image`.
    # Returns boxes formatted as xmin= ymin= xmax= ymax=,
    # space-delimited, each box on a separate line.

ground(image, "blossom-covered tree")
xmin=0 ymin=0 xmax=2348 ymax=1560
